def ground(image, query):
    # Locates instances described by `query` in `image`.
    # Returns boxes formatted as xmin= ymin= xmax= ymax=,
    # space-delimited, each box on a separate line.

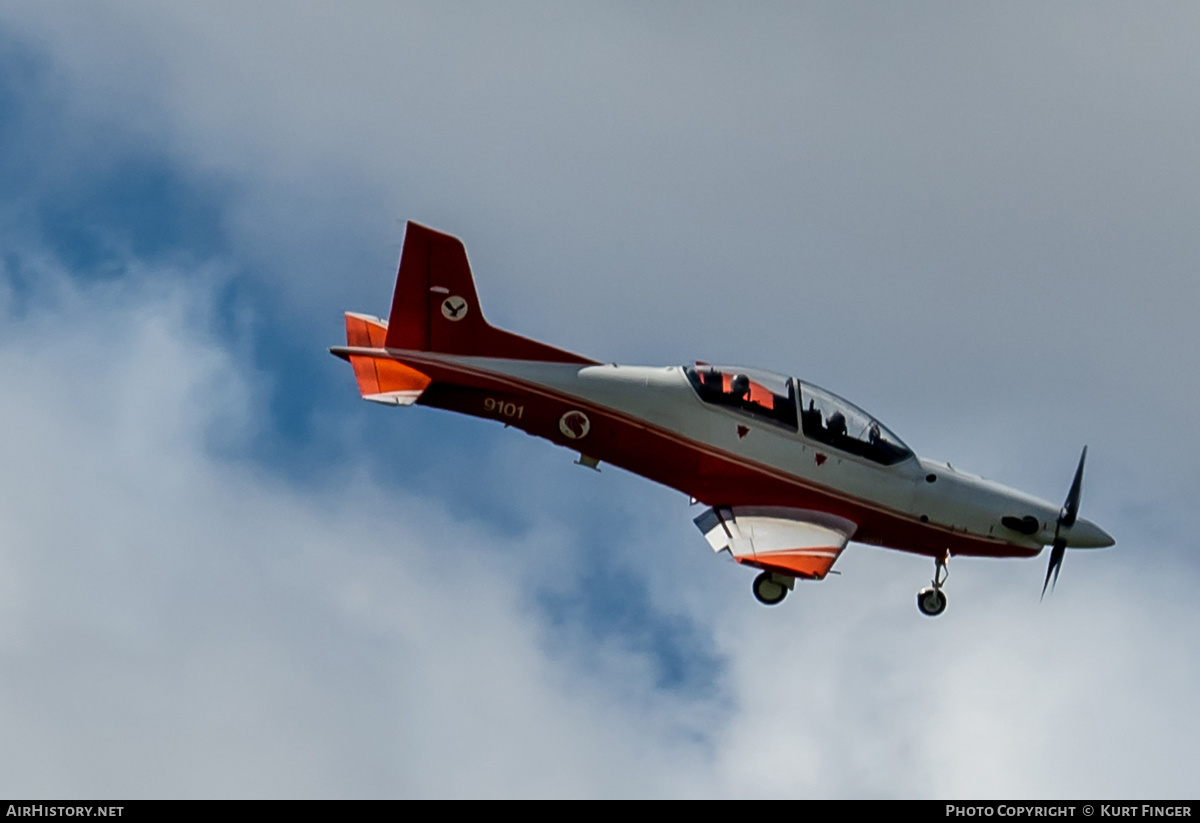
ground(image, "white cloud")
xmin=0 ymin=259 xmax=720 ymax=797
xmin=703 ymin=547 xmax=1200 ymax=798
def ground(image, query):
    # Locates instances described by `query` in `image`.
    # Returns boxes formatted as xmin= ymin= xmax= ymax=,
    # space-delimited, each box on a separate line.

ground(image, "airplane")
xmin=330 ymin=222 xmax=1115 ymax=615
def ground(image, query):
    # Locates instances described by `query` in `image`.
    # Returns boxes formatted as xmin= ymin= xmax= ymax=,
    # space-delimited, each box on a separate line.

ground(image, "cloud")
xmin=0 ymin=258 xmax=723 ymax=797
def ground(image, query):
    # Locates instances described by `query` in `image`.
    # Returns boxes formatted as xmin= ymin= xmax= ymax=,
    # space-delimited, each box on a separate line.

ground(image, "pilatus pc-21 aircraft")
xmin=331 ymin=223 xmax=1114 ymax=615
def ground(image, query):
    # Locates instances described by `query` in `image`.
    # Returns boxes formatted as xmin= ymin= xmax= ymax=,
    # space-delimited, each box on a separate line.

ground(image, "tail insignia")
xmin=440 ymin=296 xmax=469 ymax=321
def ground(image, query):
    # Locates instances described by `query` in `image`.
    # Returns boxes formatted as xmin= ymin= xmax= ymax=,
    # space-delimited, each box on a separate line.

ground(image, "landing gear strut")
xmin=916 ymin=552 xmax=949 ymax=617
xmin=753 ymin=571 xmax=794 ymax=606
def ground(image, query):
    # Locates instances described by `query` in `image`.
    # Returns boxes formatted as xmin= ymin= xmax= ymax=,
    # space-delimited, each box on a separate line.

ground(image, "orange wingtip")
xmin=738 ymin=548 xmax=842 ymax=580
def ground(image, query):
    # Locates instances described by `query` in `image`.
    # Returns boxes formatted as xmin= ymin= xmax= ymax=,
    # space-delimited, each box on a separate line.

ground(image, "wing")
xmin=694 ymin=506 xmax=857 ymax=580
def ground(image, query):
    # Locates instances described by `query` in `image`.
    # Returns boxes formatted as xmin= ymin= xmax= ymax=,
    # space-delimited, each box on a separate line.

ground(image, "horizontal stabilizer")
xmin=694 ymin=506 xmax=857 ymax=580
xmin=342 ymin=312 xmax=431 ymax=405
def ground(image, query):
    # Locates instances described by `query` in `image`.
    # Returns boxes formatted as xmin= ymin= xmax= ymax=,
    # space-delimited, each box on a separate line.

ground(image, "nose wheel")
xmin=752 ymin=571 xmax=793 ymax=606
xmin=916 ymin=553 xmax=949 ymax=617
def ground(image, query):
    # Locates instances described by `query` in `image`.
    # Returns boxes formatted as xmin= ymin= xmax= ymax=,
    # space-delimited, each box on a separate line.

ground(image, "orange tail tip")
xmin=343 ymin=312 xmax=431 ymax=406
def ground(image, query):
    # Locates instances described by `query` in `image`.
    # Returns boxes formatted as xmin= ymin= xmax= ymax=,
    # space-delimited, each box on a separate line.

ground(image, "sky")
xmin=0 ymin=2 xmax=1197 ymax=798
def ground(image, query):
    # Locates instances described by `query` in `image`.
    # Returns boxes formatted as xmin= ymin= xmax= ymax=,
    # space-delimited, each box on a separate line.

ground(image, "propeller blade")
xmin=1061 ymin=446 xmax=1087 ymax=528
xmin=1041 ymin=537 xmax=1067 ymax=599
xmin=1043 ymin=446 xmax=1088 ymax=599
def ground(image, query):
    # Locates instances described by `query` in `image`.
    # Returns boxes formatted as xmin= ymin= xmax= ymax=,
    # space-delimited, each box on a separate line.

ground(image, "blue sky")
xmin=0 ymin=3 xmax=1198 ymax=798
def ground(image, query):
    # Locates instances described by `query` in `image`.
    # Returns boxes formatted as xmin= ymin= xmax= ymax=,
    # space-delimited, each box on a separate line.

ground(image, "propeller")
xmin=1041 ymin=445 xmax=1087 ymax=599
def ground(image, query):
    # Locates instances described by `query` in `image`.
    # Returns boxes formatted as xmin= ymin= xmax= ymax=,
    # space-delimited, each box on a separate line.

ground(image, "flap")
xmin=694 ymin=506 xmax=857 ymax=580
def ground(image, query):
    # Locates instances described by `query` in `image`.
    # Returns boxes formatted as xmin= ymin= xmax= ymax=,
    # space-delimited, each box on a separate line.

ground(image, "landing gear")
xmin=753 ymin=571 xmax=793 ymax=606
xmin=916 ymin=552 xmax=950 ymax=617
xmin=917 ymin=587 xmax=947 ymax=616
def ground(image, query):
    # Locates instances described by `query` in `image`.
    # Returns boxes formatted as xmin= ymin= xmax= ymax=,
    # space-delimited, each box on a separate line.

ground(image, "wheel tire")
xmin=917 ymin=587 xmax=947 ymax=617
xmin=753 ymin=572 xmax=788 ymax=606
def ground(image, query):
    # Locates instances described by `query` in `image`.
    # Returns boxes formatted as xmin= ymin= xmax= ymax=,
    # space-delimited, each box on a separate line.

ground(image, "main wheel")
xmin=753 ymin=572 xmax=788 ymax=606
xmin=917 ymin=587 xmax=947 ymax=617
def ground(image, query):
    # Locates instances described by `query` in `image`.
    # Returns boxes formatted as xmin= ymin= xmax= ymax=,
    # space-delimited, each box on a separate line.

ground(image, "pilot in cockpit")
xmin=729 ymin=374 xmax=751 ymax=403
xmin=827 ymin=410 xmax=847 ymax=438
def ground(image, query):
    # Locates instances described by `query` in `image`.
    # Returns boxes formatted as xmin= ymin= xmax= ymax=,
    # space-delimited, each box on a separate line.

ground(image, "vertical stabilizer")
xmin=382 ymin=222 xmax=596 ymax=364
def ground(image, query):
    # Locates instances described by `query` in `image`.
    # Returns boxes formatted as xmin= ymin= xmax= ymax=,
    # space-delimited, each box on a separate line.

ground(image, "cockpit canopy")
xmin=683 ymin=365 xmax=912 ymax=465
xmin=685 ymin=365 xmax=797 ymax=430
xmin=798 ymin=381 xmax=911 ymax=465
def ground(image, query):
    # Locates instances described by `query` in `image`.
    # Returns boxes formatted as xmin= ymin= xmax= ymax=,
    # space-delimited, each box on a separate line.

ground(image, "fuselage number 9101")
xmin=484 ymin=397 xmax=524 ymax=420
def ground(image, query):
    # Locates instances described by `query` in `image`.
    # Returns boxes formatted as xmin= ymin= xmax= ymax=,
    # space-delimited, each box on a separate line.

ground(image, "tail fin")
xmin=383 ymin=222 xmax=596 ymax=364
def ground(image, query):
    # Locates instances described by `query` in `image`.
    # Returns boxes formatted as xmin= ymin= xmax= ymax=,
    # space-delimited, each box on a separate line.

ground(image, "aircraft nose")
xmin=1069 ymin=517 xmax=1115 ymax=549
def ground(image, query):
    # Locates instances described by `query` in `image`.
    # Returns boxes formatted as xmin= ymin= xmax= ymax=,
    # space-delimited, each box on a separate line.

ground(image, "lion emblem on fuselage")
xmin=558 ymin=410 xmax=591 ymax=440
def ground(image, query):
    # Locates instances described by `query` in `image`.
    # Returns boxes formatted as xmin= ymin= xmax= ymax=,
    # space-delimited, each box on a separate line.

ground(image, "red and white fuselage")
xmin=332 ymin=223 xmax=1113 ymax=608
